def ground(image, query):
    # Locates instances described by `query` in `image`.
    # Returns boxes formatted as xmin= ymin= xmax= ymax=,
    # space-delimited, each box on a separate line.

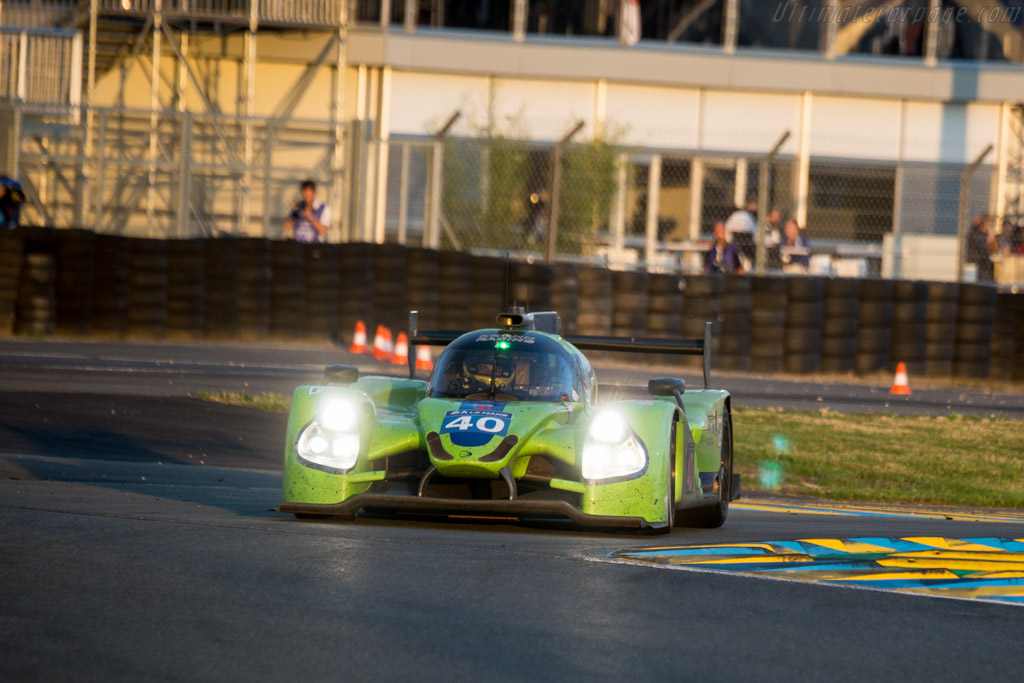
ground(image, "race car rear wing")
xmin=408 ymin=311 xmax=714 ymax=389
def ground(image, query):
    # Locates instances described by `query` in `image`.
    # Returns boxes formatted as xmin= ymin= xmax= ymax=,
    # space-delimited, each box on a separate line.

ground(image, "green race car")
xmin=279 ymin=309 xmax=739 ymax=531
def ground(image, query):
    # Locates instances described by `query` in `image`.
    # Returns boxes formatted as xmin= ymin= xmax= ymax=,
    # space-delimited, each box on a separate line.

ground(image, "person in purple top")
xmin=704 ymin=221 xmax=745 ymax=275
xmin=283 ymin=179 xmax=331 ymax=243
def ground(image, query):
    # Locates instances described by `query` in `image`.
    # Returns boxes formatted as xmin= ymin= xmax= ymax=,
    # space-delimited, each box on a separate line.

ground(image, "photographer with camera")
xmin=283 ymin=179 xmax=330 ymax=243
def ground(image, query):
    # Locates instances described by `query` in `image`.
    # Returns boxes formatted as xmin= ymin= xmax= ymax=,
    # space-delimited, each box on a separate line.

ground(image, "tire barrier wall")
xmin=749 ymin=276 xmax=787 ymax=374
xmin=856 ymin=279 xmax=894 ymax=375
xmin=954 ymin=283 xmax=997 ymax=380
xmin=925 ymin=282 xmax=958 ymax=378
xmin=167 ymin=238 xmax=205 ymax=340
xmin=719 ymin=275 xmax=751 ymax=372
xmin=820 ymin=277 xmax=860 ymax=374
xmin=0 ymin=230 xmax=24 ymax=334
xmin=55 ymin=229 xmax=96 ymax=336
xmin=15 ymin=228 xmax=57 ymax=337
xmin=784 ymin=276 xmax=825 ymax=374
xmin=682 ymin=275 xmax=722 ymax=369
xmin=891 ymin=280 xmax=928 ymax=377
xmin=1 ymin=227 xmax=1022 ymax=384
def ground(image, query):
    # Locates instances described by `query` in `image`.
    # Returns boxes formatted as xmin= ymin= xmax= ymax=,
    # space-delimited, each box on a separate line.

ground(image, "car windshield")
xmin=427 ymin=332 xmax=583 ymax=403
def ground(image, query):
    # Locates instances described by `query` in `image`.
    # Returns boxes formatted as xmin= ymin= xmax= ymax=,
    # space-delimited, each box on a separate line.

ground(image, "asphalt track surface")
xmin=3 ymin=337 xmax=1024 ymax=417
xmin=3 ymin=338 xmax=1024 ymax=680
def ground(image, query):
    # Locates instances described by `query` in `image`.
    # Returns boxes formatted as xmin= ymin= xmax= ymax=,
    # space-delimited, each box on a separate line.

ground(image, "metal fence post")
xmin=822 ymin=0 xmax=838 ymax=59
xmin=95 ymin=108 xmax=105 ymax=232
xmin=397 ymin=141 xmax=411 ymax=244
xmin=512 ymin=0 xmax=527 ymax=42
xmin=545 ymin=119 xmax=585 ymax=263
xmin=924 ymin=0 xmax=940 ymax=66
xmin=177 ymin=112 xmax=192 ymax=238
xmin=957 ymin=144 xmax=995 ymax=281
xmin=425 ymin=110 xmax=461 ymax=249
xmin=722 ymin=0 xmax=738 ymax=55
xmin=644 ymin=154 xmax=662 ymax=265
xmin=891 ymin=163 xmax=904 ymax=279
xmin=689 ymin=157 xmax=704 ymax=240
xmin=404 ymin=0 xmax=417 ymax=32
xmin=262 ymin=119 xmax=274 ymax=239
xmin=756 ymin=130 xmax=790 ymax=274
xmin=611 ymin=152 xmax=628 ymax=262
xmin=16 ymin=32 xmax=28 ymax=101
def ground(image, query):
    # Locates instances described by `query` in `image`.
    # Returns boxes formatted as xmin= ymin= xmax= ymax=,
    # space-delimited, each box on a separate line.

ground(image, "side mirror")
xmin=648 ymin=377 xmax=685 ymax=409
xmin=324 ymin=365 xmax=359 ymax=386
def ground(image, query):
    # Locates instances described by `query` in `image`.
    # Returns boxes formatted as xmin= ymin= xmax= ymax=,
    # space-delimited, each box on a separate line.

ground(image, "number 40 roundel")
xmin=440 ymin=410 xmax=512 ymax=438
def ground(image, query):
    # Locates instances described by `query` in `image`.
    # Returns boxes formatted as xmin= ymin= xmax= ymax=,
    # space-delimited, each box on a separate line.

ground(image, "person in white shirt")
xmin=725 ymin=200 xmax=757 ymax=267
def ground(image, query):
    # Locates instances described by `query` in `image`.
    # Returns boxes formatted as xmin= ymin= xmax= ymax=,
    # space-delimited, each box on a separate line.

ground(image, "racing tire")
xmin=751 ymin=309 xmax=786 ymax=327
xmin=678 ymin=411 xmax=732 ymax=529
xmin=824 ymin=298 xmax=859 ymax=318
xmin=684 ymin=275 xmax=724 ymax=298
xmin=787 ymin=276 xmax=824 ymax=301
xmin=658 ymin=421 xmax=678 ymax=534
xmin=825 ymin=278 xmax=861 ymax=299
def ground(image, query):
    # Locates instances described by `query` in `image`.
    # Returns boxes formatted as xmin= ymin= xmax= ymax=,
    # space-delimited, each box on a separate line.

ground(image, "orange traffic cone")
xmin=372 ymin=325 xmax=391 ymax=361
xmin=349 ymin=321 xmax=368 ymax=354
xmin=382 ymin=328 xmax=394 ymax=361
xmin=415 ymin=345 xmax=434 ymax=371
xmin=391 ymin=332 xmax=410 ymax=366
xmin=890 ymin=362 xmax=912 ymax=396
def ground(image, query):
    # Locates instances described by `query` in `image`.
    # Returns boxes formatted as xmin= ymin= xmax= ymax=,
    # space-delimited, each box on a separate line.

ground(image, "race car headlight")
xmin=582 ymin=409 xmax=647 ymax=481
xmin=296 ymin=398 xmax=363 ymax=471
xmin=587 ymin=409 xmax=630 ymax=445
xmin=319 ymin=398 xmax=359 ymax=433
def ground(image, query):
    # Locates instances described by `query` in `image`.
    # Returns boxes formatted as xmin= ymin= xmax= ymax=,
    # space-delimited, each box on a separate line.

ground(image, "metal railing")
xmin=0 ymin=1 xmax=77 ymax=28
xmin=12 ymin=104 xmax=352 ymax=238
xmin=0 ymin=27 xmax=81 ymax=110
xmin=354 ymin=0 xmax=1024 ymax=66
xmin=88 ymin=0 xmax=344 ymax=26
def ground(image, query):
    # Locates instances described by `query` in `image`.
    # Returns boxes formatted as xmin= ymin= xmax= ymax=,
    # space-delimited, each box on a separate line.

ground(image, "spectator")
xmin=704 ymin=221 xmax=745 ymax=275
xmin=780 ymin=218 xmax=811 ymax=273
xmin=1013 ymin=223 xmax=1024 ymax=255
xmin=725 ymin=199 xmax=757 ymax=265
xmin=996 ymin=219 xmax=1014 ymax=255
xmin=966 ymin=214 xmax=997 ymax=281
xmin=0 ymin=176 xmax=24 ymax=229
xmin=283 ymin=180 xmax=331 ymax=244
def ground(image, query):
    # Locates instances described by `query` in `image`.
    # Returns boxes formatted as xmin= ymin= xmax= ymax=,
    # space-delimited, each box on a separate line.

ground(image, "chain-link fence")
xmin=374 ymin=130 xmax=1019 ymax=285
xmin=7 ymin=100 xmax=1024 ymax=285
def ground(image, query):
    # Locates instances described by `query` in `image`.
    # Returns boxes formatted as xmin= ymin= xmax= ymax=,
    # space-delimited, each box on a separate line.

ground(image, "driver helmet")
xmin=463 ymin=352 xmax=516 ymax=390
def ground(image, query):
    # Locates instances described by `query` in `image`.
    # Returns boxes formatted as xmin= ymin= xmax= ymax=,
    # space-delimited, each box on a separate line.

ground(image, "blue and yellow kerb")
xmin=612 ymin=538 xmax=1024 ymax=605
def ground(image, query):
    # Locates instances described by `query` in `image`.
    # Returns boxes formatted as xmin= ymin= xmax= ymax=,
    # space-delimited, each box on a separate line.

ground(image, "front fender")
xmin=282 ymin=385 xmax=415 ymax=505
xmin=579 ymin=400 xmax=678 ymax=526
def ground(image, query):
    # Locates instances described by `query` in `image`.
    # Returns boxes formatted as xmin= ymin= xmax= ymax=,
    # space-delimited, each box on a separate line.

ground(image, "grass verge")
xmin=192 ymin=392 xmax=1024 ymax=509
xmin=733 ymin=408 xmax=1024 ymax=509
xmin=195 ymin=390 xmax=292 ymax=414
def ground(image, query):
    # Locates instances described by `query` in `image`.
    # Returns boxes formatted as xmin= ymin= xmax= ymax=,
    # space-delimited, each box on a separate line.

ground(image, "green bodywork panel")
xmin=282 ymin=331 xmax=731 ymax=526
